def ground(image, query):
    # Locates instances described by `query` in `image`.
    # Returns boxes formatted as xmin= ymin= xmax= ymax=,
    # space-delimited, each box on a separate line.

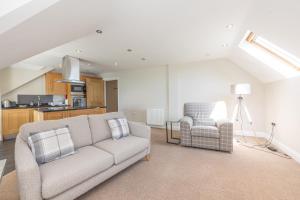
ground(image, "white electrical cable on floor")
xmin=235 ymin=109 xmax=290 ymax=159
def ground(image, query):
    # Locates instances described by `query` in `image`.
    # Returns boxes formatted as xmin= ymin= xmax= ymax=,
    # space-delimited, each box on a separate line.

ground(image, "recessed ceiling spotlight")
xmin=225 ymin=24 xmax=234 ymax=29
xmin=127 ymin=49 xmax=133 ymax=52
xmin=75 ymin=49 xmax=82 ymax=53
xmin=141 ymin=57 xmax=146 ymax=61
xmin=221 ymin=43 xmax=230 ymax=48
xmin=114 ymin=61 xmax=118 ymax=66
xmin=96 ymin=29 xmax=103 ymax=34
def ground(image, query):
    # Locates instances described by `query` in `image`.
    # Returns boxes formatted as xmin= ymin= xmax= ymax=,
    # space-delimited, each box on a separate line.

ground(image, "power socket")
xmin=271 ymin=122 xmax=276 ymax=126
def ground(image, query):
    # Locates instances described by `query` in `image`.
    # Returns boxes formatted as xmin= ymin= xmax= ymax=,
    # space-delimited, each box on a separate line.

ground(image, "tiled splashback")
xmin=17 ymin=95 xmax=65 ymax=105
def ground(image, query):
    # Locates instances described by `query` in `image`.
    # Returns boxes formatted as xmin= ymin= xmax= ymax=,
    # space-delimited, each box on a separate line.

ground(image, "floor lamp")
xmin=231 ymin=83 xmax=252 ymax=132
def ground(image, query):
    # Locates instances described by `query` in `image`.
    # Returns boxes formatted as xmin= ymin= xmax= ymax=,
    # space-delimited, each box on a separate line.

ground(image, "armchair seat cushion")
xmin=40 ymin=146 xmax=114 ymax=199
xmin=191 ymin=126 xmax=219 ymax=138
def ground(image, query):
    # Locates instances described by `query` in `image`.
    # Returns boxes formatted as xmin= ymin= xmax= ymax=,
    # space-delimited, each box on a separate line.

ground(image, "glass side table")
xmin=0 ymin=159 xmax=6 ymax=183
xmin=165 ymin=120 xmax=181 ymax=144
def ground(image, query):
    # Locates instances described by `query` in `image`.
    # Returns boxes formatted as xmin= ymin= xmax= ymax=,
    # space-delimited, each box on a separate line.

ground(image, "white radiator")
xmin=147 ymin=108 xmax=165 ymax=126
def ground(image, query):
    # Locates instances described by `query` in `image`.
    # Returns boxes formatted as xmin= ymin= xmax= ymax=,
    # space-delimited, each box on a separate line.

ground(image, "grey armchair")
xmin=180 ymin=103 xmax=233 ymax=152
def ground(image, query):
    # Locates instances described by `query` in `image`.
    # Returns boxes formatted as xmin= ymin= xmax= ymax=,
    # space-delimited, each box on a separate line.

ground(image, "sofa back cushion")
xmin=88 ymin=112 xmax=126 ymax=143
xmin=19 ymin=115 xmax=92 ymax=149
xmin=61 ymin=115 xmax=93 ymax=149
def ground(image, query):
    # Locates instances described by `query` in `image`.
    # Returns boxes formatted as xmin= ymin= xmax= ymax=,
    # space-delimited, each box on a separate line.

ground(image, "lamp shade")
xmin=231 ymin=83 xmax=251 ymax=95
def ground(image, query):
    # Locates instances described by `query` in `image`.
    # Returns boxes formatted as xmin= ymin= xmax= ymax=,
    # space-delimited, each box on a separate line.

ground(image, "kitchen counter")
xmin=1 ymin=104 xmax=67 ymax=110
xmin=34 ymin=106 xmax=107 ymax=112
xmin=33 ymin=106 xmax=106 ymax=121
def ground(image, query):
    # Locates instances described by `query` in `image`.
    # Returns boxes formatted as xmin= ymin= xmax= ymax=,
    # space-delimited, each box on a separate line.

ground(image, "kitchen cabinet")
xmin=2 ymin=109 xmax=33 ymax=139
xmin=45 ymin=72 xmax=67 ymax=95
xmin=86 ymin=77 xmax=104 ymax=107
xmin=43 ymin=111 xmax=69 ymax=120
xmin=33 ymin=107 xmax=106 ymax=121
xmin=68 ymin=108 xmax=106 ymax=117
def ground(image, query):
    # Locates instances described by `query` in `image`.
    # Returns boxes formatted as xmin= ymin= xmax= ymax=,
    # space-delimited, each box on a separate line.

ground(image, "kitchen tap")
xmin=37 ymin=96 xmax=41 ymax=107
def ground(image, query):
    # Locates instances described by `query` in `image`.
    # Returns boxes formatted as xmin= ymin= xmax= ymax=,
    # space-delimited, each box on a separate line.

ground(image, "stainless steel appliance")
xmin=71 ymin=83 xmax=86 ymax=96
xmin=70 ymin=83 xmax=87 ymax=107
xmin=2 ymin=99 xmax=11 ymax=108
xmin=72 ymin=96 xmax=86 ymax=108
xmin=57 ymin=56 xmax=85 ymax=84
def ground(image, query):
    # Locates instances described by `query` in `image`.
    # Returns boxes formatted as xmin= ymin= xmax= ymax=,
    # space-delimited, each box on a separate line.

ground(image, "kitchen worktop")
xmin=34 ymin=106 xmax=107 ymax=112
xmin=1 ymin=104 xmax=67 ymax=110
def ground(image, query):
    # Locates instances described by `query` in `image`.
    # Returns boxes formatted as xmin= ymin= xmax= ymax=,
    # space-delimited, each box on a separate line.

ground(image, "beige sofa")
xmin=15 ymin=112 xmax=151 ymax=200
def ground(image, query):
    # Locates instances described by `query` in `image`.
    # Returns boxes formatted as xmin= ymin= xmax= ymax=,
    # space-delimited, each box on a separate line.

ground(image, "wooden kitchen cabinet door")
xmin=86 ymin=77 xmax=104 ymax=107
xmin=44 ymin=111 xmax=68 ymax=120
xmin=45 ymin=72 xmax=67 ymax=95
xmin=2 ymin=109 xmax=33 ymax=139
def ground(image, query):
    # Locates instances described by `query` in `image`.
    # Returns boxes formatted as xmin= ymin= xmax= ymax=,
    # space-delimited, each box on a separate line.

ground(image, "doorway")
xmin=105 ymin=80 xmax=118 ymax=112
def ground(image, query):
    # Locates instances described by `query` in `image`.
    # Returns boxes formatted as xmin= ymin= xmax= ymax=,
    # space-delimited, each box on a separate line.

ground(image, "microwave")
xmin=71 ymin=84 xmax=86 ymax=95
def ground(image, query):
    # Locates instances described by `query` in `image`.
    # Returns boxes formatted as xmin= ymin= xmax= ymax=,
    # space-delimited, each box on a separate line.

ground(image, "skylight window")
xmin=239 ymin=31 xmax=300 ymax=78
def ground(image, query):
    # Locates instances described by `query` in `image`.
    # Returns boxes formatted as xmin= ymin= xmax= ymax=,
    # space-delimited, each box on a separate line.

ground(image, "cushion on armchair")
xmin=193 ymin=112 xmax=216 ymax=126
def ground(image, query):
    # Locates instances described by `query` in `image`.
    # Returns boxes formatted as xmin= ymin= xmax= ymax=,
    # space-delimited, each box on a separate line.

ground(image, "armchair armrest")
xmin=15 ymin=136 xmax=42 ymax=200
xmin=180 ymin=116 xmax=193 ymax=146
xmin=180 ymin=116 xmax=193 ymax=130
xmin=128 ymin=121 xmax=151 ymax=154
xmin=216 ymin=120 xmax=233 ymax=152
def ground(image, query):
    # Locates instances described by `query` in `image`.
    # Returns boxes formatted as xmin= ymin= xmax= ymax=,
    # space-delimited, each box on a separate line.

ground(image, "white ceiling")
xmin=1 ymin=0 xmax=300 ymax=82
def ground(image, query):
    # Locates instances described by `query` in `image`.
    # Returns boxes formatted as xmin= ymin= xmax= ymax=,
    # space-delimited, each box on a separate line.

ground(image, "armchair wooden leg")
xmin=144 ymin=154 xmax=150 ymax=161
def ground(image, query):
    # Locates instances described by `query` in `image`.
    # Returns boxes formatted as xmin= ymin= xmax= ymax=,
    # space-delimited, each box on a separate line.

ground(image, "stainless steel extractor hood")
xmin=56 ymin=55 xmax=85 ymax=84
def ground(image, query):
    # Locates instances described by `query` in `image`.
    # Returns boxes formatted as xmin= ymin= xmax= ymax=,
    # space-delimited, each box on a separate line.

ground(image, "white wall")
xmin=2 ymin=76 xmax=46 ymax=101
xmin=0 ymin=66 xmax=52 ymax=95
xmin=168 ymin=59 xmax=266 ymax=132
xmin=102 ymin=59 xmax=266 ymax=132
xmin=0 ymin=67 xmax=51 ymax=141
xmin=101 ymin=66 xmax=168 ymax=122
xmin=265 ymin=76 xmax=300 ymax=159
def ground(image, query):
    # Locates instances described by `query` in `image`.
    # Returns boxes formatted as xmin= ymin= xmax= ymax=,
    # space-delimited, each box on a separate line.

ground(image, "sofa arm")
xmin=15 ymin=136 xmax=42 ymax=200
xmin=128 ymin=121 xmax=151 ymax=139
xmin=216 ymin=120 xmax=233 ymax=152
xmin=128 ymin=121 xmax=151 ymax=154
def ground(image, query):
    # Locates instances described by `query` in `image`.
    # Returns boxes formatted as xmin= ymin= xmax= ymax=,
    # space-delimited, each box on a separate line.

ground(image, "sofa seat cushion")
xmin=40 ymin=146 xmax=114 ymax=199
xmin=191 ymin=126 xmax=219 ymax=138
xmin=94 ymin=136 xmax=149 ymax=165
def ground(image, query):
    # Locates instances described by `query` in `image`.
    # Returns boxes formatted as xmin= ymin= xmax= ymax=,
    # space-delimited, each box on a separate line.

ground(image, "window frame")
xmin=244 ymin=31 xmax=300 ymax=72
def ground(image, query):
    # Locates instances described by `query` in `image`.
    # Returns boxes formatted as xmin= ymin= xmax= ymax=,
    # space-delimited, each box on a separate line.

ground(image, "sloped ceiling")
xmin=0 ymin=0 xmax=299 ymax=83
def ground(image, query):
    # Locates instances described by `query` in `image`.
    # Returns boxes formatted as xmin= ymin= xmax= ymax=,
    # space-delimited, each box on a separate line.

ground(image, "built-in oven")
xmin=71 ymin=83 xmax=86 ymax=96
xmin=72 ymin=96 xmax=87 ymax=108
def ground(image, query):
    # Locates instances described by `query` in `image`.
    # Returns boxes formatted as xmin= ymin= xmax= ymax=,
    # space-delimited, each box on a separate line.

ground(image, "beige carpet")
xmin=1 ymin=128 xmax=300 ymax=200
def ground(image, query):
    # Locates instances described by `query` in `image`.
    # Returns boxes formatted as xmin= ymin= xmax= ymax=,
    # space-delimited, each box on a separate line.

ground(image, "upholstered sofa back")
xmin=88 ymin=112 xmax=126 ymax=143
xmin=19 ymin=112 xmax=127 ymax=149
xmin=19 ymin=115 xmax=93 ymax=149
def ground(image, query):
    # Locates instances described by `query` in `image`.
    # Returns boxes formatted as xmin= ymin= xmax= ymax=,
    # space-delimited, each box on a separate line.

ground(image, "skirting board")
xmin=271 ymin=138 xmax=300 ymax=163
xmin=235 ymin=130 xmax=300 ymax=164
xmin=150 ymin=125 xmax=300 ymax=164
xmin=234 ymin=130 xmax=270 ymax=138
